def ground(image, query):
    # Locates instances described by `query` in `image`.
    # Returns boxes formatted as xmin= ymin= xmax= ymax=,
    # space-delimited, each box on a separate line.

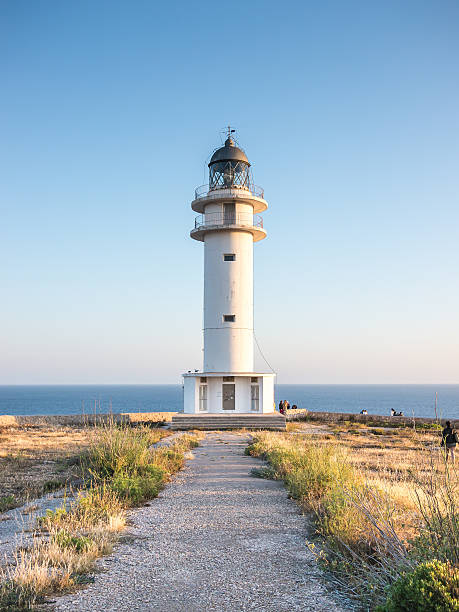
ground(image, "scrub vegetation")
xmin=0 ymin=422 xmax=201 ymax=610
xmin=246 ymin=425 xmax=459 ymax=611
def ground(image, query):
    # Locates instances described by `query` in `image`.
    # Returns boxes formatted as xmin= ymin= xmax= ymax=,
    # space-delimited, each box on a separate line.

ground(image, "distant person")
xmin=285 ymin=401 xmax=290 ymax=410
xmin=441 ymin=421 xmax=458 ymax=464
xmin=278 ymin=400 xmax=284 ymax=414
xmin=391 ymin=408 xmax=396 ymax=417
xmin=360 ymin=409 xmax=368 ymax=415
xmin=292 ymin=404 xmax=298 ymax=410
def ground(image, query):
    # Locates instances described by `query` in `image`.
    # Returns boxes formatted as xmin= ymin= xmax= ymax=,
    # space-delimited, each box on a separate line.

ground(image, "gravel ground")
xmin=55 ymin=433 xmax=350 ymax=612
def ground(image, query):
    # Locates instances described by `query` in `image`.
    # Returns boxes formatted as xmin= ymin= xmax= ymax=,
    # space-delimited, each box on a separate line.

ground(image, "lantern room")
xmin=208 ymin=136 xmax=251 ymax=190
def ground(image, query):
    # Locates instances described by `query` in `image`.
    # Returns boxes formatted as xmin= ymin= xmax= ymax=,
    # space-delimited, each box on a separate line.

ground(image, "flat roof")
xmin=182 ymin=372 xmax=275 ymax=378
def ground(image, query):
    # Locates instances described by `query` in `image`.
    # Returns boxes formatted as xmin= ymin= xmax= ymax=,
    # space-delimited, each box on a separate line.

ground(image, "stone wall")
xmin=0 ymin=412 xmax=174 ymax=428
xmin=286 ymin=410 xmax=452 ymax=428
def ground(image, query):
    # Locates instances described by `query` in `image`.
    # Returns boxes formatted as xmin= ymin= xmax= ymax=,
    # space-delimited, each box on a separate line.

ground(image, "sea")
xmin=0 ymin=385 xmax=458 ymax=420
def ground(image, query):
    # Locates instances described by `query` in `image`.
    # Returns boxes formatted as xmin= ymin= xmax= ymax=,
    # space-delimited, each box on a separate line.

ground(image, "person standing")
xmin=441 ymin=421 xmax=458 ymax=464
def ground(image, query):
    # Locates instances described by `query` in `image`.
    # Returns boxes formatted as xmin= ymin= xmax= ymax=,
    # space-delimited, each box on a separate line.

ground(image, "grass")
xmin=246 ymin=427 xmax=459 ymax=610
xmin=0 ymin=423 xmax=201 ymax=610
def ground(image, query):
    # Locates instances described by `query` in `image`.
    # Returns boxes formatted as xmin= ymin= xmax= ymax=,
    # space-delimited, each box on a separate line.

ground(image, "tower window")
xmin=224 ymin=254 xmax=236 ymax=261
xmin=223 ymin=315 xmax=235 ymax=322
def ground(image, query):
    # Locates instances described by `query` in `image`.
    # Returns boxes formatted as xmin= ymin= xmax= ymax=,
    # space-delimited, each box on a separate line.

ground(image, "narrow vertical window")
xmin=199 ymin=384 xmax=207 ymax=412
xmin=251 ymin=384 xmax=260 ymax=412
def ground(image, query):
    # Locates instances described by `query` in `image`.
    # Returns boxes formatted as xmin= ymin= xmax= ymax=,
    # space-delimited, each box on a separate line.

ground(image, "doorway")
xmin=223 ymin=203 xmax=236 ymax=225
xmin=222 ymin=383 xmax=235 ymax=410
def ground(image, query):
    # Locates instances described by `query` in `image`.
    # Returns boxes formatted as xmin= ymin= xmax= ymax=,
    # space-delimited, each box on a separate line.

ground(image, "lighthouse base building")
xmin=175 ymin=133 xmax=282 ymax=426
xmin=183 ymin=372 xmax=275 ymax=415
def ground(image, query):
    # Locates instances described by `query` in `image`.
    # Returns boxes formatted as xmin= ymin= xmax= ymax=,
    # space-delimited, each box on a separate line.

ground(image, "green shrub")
xmin=87 ymin=424 xmax=158 ymax=480
xmin=110 ymin=468 xmax=164 ymax=505
xmin=251 ymin=466 xmax=276 ymax=479
xmin=379 ymin=560 xmax=459 ymax=611
xmin=39 ymin=506 xmax=68 ymax=527
xmin=152 ymin=448 xmax=185 ymax=476
xmin=75 ymin=485 xmax=124 ymax=525
xmin=42 ymin=479 xmax=64 ymax=493
xmin=412 ymin=524 xmax=458 ymax=567
xmin=52 ymin=529 xmax=92 ymax=553
xmin=0 ymin=495 xmax=17 ymax=512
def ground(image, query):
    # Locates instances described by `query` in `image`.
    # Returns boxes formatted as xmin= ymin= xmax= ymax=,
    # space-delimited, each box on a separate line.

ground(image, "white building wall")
xmin=261 ymin=375 xmax=275 ymax=413
xmin=204 ymin=202 xmax=223 ymax=216
xmin=207 ymin=377 xmax=222 ymax=413
xmin=203 ymin=228 xmax=254 ymax=372
xmin=183 ymin=376 xmax=198 ymax=414
xmin=236 ymin=376 xmax=251 ymax=412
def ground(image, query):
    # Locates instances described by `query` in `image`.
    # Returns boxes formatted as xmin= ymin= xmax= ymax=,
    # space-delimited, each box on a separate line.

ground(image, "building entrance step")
xmin=171 ymin=413 xmax=286 ymax=431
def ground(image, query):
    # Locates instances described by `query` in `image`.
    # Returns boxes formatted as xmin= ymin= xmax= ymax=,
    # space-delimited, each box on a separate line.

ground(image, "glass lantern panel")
xmin=210 ymin=161 xmax=250 ymax=190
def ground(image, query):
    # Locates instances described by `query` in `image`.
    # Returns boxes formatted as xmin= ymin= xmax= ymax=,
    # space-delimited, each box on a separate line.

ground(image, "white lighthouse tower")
xmin=181 ymin=130 xmax=277 ymax=419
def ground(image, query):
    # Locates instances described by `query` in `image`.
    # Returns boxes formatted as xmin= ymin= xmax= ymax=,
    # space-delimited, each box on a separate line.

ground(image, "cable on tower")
xmin=253 ymin=331 xmax=276 ymax=374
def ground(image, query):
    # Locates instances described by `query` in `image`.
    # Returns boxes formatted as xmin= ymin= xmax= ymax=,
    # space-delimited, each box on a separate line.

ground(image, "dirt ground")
xmin=0 ymin=426 xmax=93 ymax=510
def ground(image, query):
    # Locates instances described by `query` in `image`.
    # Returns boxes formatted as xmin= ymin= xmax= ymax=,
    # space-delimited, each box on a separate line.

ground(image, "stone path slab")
xmin=55 ymin=433 xmax=349 ymax=611
xmin=0 ymin=489 xmax=71 ymax=565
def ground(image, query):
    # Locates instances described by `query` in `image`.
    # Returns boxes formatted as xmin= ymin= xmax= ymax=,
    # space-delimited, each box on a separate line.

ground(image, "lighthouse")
xmin=181 ymin=130 xmax=276 ymax=418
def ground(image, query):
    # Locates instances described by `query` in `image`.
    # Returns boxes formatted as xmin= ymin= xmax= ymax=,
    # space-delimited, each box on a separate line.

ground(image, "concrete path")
xmin=55 ymin=433 xmax=349 ymax=611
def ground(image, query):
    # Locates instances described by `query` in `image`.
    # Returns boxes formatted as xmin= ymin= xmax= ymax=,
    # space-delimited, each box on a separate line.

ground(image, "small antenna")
xmin=226 ymin=125 xmax=236 ymax=139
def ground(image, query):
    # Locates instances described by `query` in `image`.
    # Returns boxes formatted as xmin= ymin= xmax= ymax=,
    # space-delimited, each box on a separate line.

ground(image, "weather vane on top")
xmin=227 ymin=125 xmax=236 ymax=140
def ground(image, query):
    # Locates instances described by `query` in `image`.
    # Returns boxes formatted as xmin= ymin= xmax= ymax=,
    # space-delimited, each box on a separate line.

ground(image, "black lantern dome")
xmin=208 ymin=136 xmax=251 ymax=191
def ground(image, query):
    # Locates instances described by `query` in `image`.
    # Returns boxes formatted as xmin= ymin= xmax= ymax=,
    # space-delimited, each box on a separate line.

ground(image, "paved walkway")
xmin=55 ymin=433 xmax=348 ymax=611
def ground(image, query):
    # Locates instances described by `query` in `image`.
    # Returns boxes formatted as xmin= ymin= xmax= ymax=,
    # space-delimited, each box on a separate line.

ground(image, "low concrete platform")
xmin=171 ymin=412 xmax=286 ymax=431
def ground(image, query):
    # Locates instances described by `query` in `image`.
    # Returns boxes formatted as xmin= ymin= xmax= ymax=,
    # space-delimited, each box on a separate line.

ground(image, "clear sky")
xmin=1 ymin=0 xmax=458 ymax=384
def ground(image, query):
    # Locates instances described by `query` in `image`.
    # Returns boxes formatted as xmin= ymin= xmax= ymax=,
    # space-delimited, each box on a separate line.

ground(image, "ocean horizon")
xmin=0 ymin=384 xmax=458 ymax=420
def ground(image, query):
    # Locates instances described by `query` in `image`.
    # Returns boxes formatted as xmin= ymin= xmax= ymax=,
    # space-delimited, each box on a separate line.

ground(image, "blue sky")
xmin=1 ymin=0 xmax=458 ymax=384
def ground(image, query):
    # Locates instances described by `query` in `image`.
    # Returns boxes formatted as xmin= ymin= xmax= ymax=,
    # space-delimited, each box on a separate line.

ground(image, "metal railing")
xmin=194 ymin=212 xmax=263 ymax=230
xmin=194 ymin=183 xmax=264 ymax=200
